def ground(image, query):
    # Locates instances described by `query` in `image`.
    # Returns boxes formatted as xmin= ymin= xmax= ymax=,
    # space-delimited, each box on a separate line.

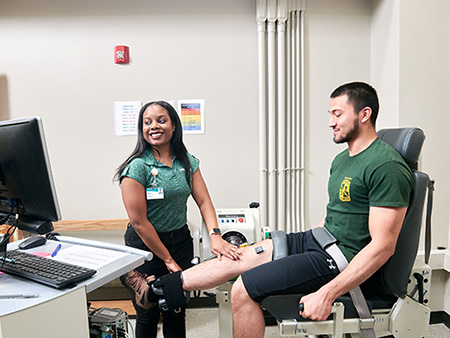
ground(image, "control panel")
xmin=218 ymin=214 xmax=246 ymax=225
xmin=200 ymin=208 xmax=261 ymax=260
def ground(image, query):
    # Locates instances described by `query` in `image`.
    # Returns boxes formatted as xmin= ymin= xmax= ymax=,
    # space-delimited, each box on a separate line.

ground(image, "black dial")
xmin=222 ymin=231 xmax=248 ymax=247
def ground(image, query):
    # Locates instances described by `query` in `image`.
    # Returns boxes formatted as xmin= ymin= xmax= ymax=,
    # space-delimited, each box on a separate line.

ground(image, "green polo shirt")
xmin=121 ymin=149 xmax=200 ymax=232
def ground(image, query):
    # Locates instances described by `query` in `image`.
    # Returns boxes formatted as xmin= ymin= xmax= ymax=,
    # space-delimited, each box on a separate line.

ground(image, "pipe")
xmin=285 ymin=13 xmax=292 ymax=234
xmin=299 ymin=8 xmax=306 ymax=231
xmin=277 ymin=0 xmax=287 ymax=231
xmin=267 ymin=1 xmax=277 ymax=229
xmin=256 ymin=0 xmax=268 ymax=227
xmin=294 ymin=10 xmax=301 ymax=232
xmin=255 ymin=0 xmax=305 ymax=233
xmin=290 ymin=11 xmax=299 ymax=232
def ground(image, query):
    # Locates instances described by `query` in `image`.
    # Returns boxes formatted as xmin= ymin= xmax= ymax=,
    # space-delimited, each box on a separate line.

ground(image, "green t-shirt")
xmin=121 ymin=149 xmax=200 ymax=232
xmin=324 ymin=138 xmax=413 ymax=261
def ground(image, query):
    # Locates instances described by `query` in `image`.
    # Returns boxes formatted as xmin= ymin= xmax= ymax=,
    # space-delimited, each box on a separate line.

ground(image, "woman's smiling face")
xmin=142 ymin=104 xmax=175 ymax=150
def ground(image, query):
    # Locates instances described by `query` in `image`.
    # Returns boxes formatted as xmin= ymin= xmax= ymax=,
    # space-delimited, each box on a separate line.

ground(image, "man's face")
xmin=328 ymin=95 xmax=360 ymax=144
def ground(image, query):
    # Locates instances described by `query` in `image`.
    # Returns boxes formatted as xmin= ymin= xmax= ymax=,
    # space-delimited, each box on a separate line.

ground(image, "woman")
xmin=114 ymin=101 xmax=239 ymax=338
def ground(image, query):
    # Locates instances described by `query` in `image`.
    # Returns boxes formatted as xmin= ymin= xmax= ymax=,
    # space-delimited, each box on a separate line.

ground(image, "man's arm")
xmin=299 ymin=206 xmax=407 ymax=320
xmin=314 ymin=216 xmax=326 ymax=228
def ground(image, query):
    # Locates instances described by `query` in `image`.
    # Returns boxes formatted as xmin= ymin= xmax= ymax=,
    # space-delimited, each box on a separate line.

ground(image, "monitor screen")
xmin=0 ymin=117 xmax=61 ymax=234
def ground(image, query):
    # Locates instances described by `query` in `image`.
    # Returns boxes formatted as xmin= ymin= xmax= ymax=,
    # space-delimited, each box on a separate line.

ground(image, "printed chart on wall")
xmin=178 ymin=99 xmax=205 ymax=134
xmin=113 ymin=101 xmax=141 ymax=136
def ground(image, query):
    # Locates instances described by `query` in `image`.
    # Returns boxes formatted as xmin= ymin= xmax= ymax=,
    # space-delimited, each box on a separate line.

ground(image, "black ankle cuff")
xmin=153 ymin=271 xmax=187 ymax=311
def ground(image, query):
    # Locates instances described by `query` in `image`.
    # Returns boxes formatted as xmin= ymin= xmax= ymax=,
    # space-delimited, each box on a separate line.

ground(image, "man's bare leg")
xmin=150 ymin=239 xmax=273 ymax=312
xmin=182 ymin=239 xmax=273 ymax=291
xmin=231 ymin=277 xmax=265 ymax=338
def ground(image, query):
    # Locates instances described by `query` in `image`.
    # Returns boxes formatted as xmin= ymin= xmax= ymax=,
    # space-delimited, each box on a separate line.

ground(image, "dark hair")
xmin=113 ymin=101 xmax=191 ymax=186
xmin=330 ymin=82 xmax=379 ymax=126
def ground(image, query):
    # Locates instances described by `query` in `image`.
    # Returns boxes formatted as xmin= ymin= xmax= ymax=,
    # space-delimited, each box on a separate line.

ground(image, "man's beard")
xmin=333 ymin=118 xmax=359 ymax=144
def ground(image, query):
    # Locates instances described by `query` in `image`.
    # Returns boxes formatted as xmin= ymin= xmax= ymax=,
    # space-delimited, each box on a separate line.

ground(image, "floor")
xmin=125 ymin=307 xmax=450 ymax=338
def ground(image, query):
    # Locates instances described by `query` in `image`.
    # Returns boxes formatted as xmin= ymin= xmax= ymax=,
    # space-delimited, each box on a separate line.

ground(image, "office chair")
xmin=261 ymin=127 xmax=434 ymax=338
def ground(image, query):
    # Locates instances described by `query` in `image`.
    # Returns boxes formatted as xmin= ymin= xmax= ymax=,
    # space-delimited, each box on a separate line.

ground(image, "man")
xmin=123 ymin=82 xmax=413 ymax=338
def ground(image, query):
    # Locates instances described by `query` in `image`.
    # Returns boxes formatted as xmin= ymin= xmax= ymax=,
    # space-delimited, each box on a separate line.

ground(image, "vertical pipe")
xmin=294 ymin=10 xmax=301 ymax=232
xmin=267 ymin=1 xmax=277 ymax=229
xmin=285 ymin=11 xmax=292 ymax=234
xmin=256 ymin=0 xmax=268 ymax=228
xmin=277 ymin=1 xmax=287 ymax=232
xmin=256 ymin=0 xmax=305 ymax=232
xmin=290 ymin=11 xmax=298 ymax=232
xmin=299 ymin=9 xmax=306 ymax=231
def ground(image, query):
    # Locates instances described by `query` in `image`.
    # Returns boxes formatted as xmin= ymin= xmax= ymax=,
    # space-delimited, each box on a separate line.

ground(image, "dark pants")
xmin=124 ymin=224 xmax=193 ymax=338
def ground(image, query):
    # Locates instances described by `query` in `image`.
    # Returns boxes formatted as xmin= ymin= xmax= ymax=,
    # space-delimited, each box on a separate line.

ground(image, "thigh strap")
xmin=271 ymin=230 xmax=288 ymax=260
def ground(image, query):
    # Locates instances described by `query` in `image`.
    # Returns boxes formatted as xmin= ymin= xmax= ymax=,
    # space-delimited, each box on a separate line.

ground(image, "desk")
xmin=0 ymin=238 xmax=149 ymax=338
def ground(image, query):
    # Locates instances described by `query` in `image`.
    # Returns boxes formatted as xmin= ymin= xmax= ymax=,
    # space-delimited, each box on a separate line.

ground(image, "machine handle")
xmin=413 ymin=272 xmax=424 ymax=304
xmin=298 ymin=302 xmax=304 ymax=312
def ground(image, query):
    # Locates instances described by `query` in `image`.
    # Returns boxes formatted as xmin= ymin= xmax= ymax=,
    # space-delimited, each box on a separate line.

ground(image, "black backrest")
xmin=376 ymin=128 xmax=429 ymax=296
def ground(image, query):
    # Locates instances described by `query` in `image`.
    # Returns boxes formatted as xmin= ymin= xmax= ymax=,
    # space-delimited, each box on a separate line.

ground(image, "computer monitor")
xmin=0 ymin=117 xmax=61 ymax=234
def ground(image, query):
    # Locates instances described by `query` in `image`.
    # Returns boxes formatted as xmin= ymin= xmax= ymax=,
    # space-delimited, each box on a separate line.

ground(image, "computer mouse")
xmin=18 ymin=236 xmax=47 ymax=250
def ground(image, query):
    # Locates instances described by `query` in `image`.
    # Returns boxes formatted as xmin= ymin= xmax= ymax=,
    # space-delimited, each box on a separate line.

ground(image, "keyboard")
xmin=1 ymin=249 xmax=97 ymax=289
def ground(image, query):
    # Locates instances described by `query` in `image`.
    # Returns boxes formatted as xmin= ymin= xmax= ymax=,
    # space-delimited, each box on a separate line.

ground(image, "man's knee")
xmin=231 ymin=277 xmax=251 ymax=307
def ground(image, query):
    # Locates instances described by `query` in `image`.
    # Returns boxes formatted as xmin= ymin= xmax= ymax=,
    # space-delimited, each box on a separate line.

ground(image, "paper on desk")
xmin=51 ymin=245 xmax=128 ymax=270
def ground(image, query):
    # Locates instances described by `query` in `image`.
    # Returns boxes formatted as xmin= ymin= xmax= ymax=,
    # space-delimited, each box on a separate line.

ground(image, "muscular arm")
xmin=314 ymin=216 xmax=326 ymax=228
xmin=300 ymin=206 xmax=407 ymax=320
xmin=121 ymin=177 xmax=181 ymax=272
xmin=191 ymin=169 xmax=240 ymax=260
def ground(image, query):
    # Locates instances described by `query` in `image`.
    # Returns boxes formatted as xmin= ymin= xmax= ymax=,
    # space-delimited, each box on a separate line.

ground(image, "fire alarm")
xmin=114 ymin=45 xmax=129 ymax=64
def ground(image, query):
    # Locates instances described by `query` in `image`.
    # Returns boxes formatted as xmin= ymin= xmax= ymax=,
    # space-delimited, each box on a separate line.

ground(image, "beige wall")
xmin=0 ymin=0 xmax=375 ymax=230
xmin=0 ymin=0 xmax=260 ymax=225
xmin=372 ymin=0 xmax=450 ymax=251
xmin=371 ymin=0 xmax=450 ymax=313
xmin=303 ymin=0 xmax=372 ymax=226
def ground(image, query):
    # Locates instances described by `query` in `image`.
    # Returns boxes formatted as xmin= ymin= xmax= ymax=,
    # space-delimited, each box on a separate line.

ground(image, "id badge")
xmin=146 ymin=187 xmax=164 ymax=200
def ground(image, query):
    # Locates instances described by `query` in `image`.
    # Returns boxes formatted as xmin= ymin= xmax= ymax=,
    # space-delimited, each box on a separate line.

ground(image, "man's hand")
xmin=299 ymin=289 xmax=334 ymax=321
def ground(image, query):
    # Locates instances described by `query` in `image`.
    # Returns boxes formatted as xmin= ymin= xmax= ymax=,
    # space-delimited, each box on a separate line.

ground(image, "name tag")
xmin=146 ymin=187 xmax=164 ymax=200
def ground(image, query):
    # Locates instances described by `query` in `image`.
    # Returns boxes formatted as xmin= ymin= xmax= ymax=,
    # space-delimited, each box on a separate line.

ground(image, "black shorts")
xmin=241 ymin=230 xmax=340 ymax=303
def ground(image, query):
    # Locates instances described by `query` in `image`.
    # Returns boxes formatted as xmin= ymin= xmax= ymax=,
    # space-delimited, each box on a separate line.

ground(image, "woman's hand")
xmin=191 ymin=169 xmax=241 ymax=260
xmin=165 ymin=257 xmax=182 ymax=273
xmin=210 ymin=235 xmax=241 ymax=260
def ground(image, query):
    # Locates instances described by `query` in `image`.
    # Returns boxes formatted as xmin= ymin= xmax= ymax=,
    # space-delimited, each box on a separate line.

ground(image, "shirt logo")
xmin=339 ymin=177 xmax=352 ymax=202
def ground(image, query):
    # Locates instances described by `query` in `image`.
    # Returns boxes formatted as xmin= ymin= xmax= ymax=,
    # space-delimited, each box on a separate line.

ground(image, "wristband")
xmin=209 ymin=228 xmax=221 ymax=237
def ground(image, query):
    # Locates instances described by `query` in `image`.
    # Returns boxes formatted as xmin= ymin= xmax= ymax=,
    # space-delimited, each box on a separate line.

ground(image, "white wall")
xmin=398 ymin=0 xmax=450 ymax=314
xmin=371 ymin=0 xmax=450 ymax=313
xmin=370 ymin=0 xmax=400 ymax=128
xmin=0 ymin=0 xmax=375 ymax=231
xmin=398 ymin=0 xmax=450 ymax=250
xmin=303 ymin=0 xmax=372 ymax=227
xmin=0 ymin=0 xmax=260 ymax=228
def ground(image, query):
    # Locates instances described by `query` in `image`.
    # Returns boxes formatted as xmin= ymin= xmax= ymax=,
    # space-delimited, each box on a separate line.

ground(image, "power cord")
xmin=0 ymin=208 xmax=18 ymax=270
xmin=45 ymin=232 xmax=61 ymax=241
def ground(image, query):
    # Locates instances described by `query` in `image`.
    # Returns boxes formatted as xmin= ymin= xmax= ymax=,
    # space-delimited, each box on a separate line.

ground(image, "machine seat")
xmin=261 ymin=128 xmax=432 ymax=338
xmin=262 ymin=291 xmax=398 ymax=322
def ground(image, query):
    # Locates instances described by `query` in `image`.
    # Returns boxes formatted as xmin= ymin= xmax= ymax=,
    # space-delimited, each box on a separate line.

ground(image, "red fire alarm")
xmin=114 ymin=45 xmax=129 ymax=64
